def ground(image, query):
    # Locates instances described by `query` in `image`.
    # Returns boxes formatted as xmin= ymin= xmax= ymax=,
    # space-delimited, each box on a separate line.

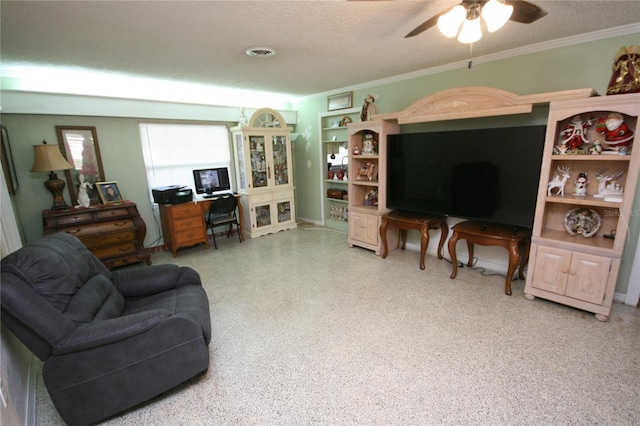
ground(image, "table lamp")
xmin=31 ymin=140 xmax=73 ymax=210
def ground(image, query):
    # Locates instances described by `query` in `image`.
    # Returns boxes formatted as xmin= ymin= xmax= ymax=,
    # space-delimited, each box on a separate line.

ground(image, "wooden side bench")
xmin=380 ymin=211 xmax=448 ymax=270
xmin=448 ymin=220 xmax=531 ymax=295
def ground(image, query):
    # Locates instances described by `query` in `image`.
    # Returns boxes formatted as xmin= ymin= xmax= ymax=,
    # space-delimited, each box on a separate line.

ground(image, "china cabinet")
xmin=319 ymin=107 xmax=360 ymax=232
xmin=347 ymin=119 xmax=400 ymax=254
xmin=231 ymin=108 xmax=296 ymax=238
xmin=524 ymin=93 xmax=640 ymax=321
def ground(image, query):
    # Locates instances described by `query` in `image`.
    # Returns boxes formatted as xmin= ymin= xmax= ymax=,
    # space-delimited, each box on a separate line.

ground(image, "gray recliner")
xmin=1 ymin=233 xmax=211 ymax=425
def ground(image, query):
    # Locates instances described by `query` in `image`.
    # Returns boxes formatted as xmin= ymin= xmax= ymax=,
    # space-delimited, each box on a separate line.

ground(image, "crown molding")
xmin=299 ymin=23 xmax=640 ymax=103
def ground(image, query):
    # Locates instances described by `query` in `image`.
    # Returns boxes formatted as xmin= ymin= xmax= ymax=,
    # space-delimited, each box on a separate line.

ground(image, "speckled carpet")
xmin=35 ymin=225 xmax=640 ymax=425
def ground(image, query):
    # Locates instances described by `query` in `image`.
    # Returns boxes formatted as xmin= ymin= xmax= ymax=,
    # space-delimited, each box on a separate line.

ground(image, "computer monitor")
xmin=192 ymin=167 xmax=231 ymax=195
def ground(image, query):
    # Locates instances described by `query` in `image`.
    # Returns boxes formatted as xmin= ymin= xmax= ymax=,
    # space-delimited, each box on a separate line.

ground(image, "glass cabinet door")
xmin=271 ymin=135 xmax=289 ymax=186
xmin=255 ymin=204 xmax=271 ymax=228
xmin=249 ymin=136 xmax=268 ymax=188
xmin=235 ymin=133 xmax=247 ymax=190
xmin=276 ymin=201 xmax=292 ymax=223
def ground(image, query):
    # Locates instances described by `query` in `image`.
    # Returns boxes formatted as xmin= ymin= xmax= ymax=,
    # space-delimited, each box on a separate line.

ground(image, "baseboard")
xmin=26 ymin=357 xmax=37 ymax=426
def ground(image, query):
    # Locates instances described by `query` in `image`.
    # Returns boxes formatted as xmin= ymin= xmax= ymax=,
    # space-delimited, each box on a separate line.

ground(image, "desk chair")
xmin=206 ymin=194 xmax=242 ymax=249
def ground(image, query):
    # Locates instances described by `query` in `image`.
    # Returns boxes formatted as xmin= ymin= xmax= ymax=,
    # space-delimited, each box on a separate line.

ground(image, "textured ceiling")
xmin=1 ymin=1 xmax=639 ymax=98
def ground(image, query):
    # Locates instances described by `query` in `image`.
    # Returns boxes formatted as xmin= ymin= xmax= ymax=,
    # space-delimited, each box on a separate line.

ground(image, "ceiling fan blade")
xmin=507 ymin=0 xmax=547 ymax=24
xmin=405 ymin=6 xmax=453 ymax=38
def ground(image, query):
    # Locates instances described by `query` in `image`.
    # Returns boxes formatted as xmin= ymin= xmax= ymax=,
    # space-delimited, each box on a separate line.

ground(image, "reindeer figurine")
xmin=357 ymin=162 xmax=376 ymax=181
xmin=594 ymin=168 xmax=624 ymax=199
xmin=547 ymin=165 xmax=571 ymax=196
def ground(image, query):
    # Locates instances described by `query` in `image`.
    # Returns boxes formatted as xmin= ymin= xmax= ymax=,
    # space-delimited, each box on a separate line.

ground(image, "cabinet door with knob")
xmin=530 ymin=245 xmax=611 ymax=305
xmin=524 ymin=93 xmax=639 ymax=321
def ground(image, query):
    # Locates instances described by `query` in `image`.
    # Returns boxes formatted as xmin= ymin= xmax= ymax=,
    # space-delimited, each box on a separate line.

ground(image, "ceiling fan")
xmin=405 ymin=0 xmax=547 ymax=40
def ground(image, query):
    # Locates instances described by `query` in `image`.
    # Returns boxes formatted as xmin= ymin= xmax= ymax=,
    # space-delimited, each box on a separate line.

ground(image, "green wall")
xmin=291 ymin=32 xmax=640 ymax=295
xmin=2 ymin=32 xmax=638 ymax=294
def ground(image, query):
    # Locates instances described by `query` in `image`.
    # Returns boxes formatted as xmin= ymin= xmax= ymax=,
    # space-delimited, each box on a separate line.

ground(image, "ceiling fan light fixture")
xmin=482 ymin=0 xmax=513 ymax=32
xmin=458 ymin=16 xmax=482 ymax=44
xmin=437 ymin=5 xmax=466 ymax=38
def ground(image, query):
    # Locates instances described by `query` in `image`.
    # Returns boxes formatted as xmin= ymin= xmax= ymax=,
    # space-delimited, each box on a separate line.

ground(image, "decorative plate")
xmin=563 ymin=207 xmax=602 ymax=238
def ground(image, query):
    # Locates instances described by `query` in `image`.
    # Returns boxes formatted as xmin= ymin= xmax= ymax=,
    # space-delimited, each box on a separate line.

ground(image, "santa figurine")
xmin=596 ymin=112 xmax=634 ymax=152
xmin=559 ymin=115 xmax=592 ymax=151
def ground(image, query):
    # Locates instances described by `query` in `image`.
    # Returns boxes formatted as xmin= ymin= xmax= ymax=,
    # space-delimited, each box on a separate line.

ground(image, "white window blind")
xmin=139 ymin=123 xmax=231 ymax=199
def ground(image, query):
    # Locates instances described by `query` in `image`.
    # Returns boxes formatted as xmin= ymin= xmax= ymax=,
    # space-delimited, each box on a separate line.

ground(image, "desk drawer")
xmin=174 ymin=216 xmax=204 ymax=232
xmin=169 ymin=204 xmax=201 ymax=220
xmin=91 ymin=242 xmax=138 ymax=259
xmin=81 ymin=230 xmax=136 ymax=249
xmin=174 ymin=229 xmax=206 ymax=245
xmin=60 ymin=219 xmax=135 ymax=238
xmin=50 ymin=212 xmax=94 ymax=226
xmin=95 ymin=208 xmax=131 ymax=220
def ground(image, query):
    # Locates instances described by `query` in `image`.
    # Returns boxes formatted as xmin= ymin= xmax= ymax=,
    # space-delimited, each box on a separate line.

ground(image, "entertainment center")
xmin=349 ymin=86 xmax=639 ymax=320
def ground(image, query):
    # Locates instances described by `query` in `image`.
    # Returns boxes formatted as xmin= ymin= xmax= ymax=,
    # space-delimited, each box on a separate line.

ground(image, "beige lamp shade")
xmin=31 ymin=140 xmax=73 ymax=210
xmin=31 ymin=142 xmax=73 ymax=172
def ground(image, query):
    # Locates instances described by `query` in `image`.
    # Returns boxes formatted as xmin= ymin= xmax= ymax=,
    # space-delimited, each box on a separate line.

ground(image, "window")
xmin=139 ymin=123 xmax=231 ymax=199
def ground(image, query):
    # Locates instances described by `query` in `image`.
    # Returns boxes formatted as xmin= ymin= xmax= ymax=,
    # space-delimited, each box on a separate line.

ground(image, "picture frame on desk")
xmin=96 ymin=181 xmax=124 ymax=204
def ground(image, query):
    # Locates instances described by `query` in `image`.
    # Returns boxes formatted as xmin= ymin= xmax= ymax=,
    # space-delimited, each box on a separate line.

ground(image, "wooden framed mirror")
xmin=56 ymin=126 xmax=105 ymax=206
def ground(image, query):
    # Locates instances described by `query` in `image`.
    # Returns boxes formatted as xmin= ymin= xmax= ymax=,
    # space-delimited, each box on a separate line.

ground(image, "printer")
xmin=152 ymin=185 xmax=193 ymax=205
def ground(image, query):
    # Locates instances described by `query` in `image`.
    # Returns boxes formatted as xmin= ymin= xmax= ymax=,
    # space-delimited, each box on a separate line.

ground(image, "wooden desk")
xmin=448 ymin=220 xmax=531 ymax=295
xmin=380 ymin=211 xmax=448 ymax=270
xmin=159 ymin=194 xmax=244 ymax=257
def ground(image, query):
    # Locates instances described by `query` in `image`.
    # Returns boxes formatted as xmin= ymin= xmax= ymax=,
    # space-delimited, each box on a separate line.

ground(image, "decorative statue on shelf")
xmin=558 ymin=115 xmax=593 ymax=151
xmin=360 ymin=94 xmax=378 ymax=122
xmin=362 ymin=133 xmax=376 ymax=155
xmin=77 ymin=174 xmax=93 ymax=208
xmin=594 ymin=168 xmax=625 ymax=199
xmin=573 ymin=172 xmax=588 ymax=197
xmin=596 ymin=112 xmax=634 ymax=153
xmin=547 ymin=165 xmax=570 ymax=197
xmin=357 ymin=162 xmax=376 ymax=182
xmin=364 ymin=189 xmax=378 ymax=206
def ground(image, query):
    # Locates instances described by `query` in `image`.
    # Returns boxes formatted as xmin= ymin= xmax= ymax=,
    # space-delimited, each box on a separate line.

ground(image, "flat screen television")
xmin=387 ymin=125 xmax=546 ymax=229
xmin=192 ymin=167 xmax=231 ymax=195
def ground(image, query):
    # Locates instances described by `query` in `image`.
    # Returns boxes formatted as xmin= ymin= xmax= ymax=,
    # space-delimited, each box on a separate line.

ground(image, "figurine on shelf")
xmin=364 ymin=189 xmax=378 ymax=206
xmin=340 ymin=115 xmax=353 ymax=127
xmin=77 ymin=174 xmax=93 ymax=208
xmin=558 ymin=115 xmax=593 ymax=152
xmin=547 ymin=165 xmax=571 ymax=197
xmin=362 ymin=133 xmax=375 ymax=155
xmin=360 ymin=94 xmax=378 ymax=122
xmin=573 ymin=172 xmax=588 ymax=197
xmin=353 ymin=146 xmax=360 ymax=156
xmin=357 ymin=162 xmax=376 ymax=181
xmin=594 ymin=168 xmax=625 ymax=199
xmin=596 ymin=112 xmax=634 ymax=153
xmin=589 ymin=139 xmax=603 ymax=155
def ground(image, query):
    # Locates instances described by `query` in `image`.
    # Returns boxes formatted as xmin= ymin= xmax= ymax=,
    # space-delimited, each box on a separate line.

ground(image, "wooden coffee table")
xmin=380 ymin=211 xmax=448 ymax=270
xmin=448 ymin=220 xmax=531 ymax=295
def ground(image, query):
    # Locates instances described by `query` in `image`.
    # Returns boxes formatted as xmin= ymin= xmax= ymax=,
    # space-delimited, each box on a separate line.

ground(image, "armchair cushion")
xmin=1 ymin=233 xmax=211 ymax=425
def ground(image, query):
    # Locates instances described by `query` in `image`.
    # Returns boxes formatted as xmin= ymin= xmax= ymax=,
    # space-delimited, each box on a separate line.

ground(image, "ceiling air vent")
xmin=245 ymin=47 xmax=276 ymax=58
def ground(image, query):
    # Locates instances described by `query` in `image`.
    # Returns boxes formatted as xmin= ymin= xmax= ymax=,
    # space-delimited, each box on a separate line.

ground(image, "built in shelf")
xmin=552 ymin=154 xmax=631 ymax=161
xmin=538 ymin=228 xmax=617 ymax=252
xmin=544 ymin=196 xmax=623 ymax=208
xmin=326 ymin=198 xmax=348 ymax=204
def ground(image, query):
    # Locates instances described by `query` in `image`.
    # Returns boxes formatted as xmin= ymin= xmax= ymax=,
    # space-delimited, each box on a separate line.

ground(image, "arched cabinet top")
xmin=247 ymin=108 xmax=292 ymax=130
xmin=374 ymin=86 xmax=597 ymax=124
